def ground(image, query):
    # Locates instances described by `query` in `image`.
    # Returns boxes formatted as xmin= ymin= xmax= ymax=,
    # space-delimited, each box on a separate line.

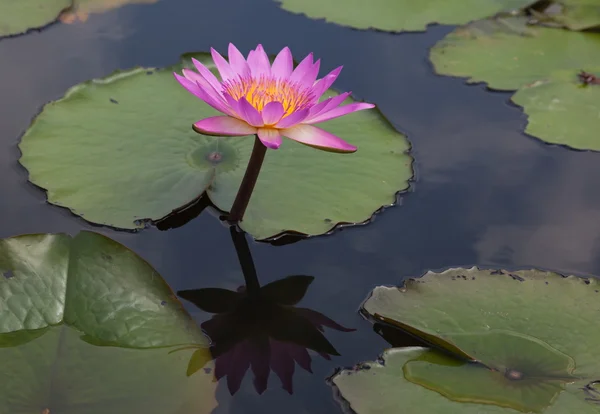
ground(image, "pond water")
xmin=2 ymin=0 xmax=600 ymax=413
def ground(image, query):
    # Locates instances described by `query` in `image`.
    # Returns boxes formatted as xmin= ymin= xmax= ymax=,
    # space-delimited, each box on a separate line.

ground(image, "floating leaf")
xmin=430 ymin=16 xmax=600 ymax=91
xmin=404 ymin=331 xmax=576 ymax=413
xmin=0 ymin=231 xmax=216 ymax=412
xmin=332 ymin=347 xmax=599 ymax=414
xmin=0 ymin=231 xmax=206 ymax=348
xmin=332 ymin=268 xmax=600 ymax=413
xmin=59 ymin=0 xmax=159 ymax=23
xmin=19 ymin=53 xmax=412 ymax=240
xmin=536 ymin=0 xmax=600 ymax=31
xmin=274 ymin=0 xmax=535 ymax=32
xmin=363 ymin=268 xmax=600 ymax=376
xmin=511 ymin=68 xmax=600 ymax=150
xmin=0 ymin=0 xmax=72 ymax=37
xmin=0 ymin=325 xmax=216 ymax=413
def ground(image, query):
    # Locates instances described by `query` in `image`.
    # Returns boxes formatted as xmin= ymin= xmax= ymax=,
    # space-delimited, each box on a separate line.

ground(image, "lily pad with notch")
xmin=429 ymin=16 xmax=600 ymax=150
xmin=331 ymin=267 xmax=600 ymax=413
xmin=19 ymin=53 xmax=413 ymax=240
xmin=332 ymin=347 xmax=599 ymax=414
xmin=510 ymin=68 xmax=600 ymax=150
xmin=274 ymin=0 xmax=536 ymax=32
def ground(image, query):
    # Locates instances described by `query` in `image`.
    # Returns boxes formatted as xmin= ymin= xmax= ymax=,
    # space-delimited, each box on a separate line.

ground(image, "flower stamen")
xmin=223 ymin=75 xmax=315 ymax=116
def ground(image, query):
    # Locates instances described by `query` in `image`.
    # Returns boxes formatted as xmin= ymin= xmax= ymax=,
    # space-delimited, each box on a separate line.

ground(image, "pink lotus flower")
xmin=174 ymin=44 xmax=375 ymax=153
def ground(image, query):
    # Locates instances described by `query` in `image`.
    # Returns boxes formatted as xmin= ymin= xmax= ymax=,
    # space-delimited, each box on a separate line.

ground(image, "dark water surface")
xmin=2 ymin=0 xmax=600 ymax=412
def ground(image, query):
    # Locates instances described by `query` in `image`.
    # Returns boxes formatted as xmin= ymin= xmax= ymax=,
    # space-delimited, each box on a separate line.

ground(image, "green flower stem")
xmin=228 ymin=135 xmax=267 ymax=223
xmin=230 ymin=226 xmax=260 ymax=294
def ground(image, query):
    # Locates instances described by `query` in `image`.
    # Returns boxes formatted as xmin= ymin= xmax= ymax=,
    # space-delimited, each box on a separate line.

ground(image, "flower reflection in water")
xmin=178 ymin=228 xmax=354 ymax=395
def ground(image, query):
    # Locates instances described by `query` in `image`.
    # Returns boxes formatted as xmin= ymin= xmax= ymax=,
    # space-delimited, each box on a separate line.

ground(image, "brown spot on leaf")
xmin=578 ymin=70 xmax=600 ymax=86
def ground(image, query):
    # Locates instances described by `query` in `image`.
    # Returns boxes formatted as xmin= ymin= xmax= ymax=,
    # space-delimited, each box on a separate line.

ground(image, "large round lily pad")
xmin=19 ymin=53 xmax=412 ymax=240
xmin=0 ymin=0 xmax=72 ymax=37
xmin=1 ymin=325 xmax=216 ymax=414
xmin=274 ymin=0 xmax=535 ymax=32
xmin=332 ymin=347 xmax=599 ymax=414
xmin=59 ymin=0 xmax=159 ymax=23
xmin=338 ymin=267 xmax=600 ymax=412
xmin=0 ymin=231 xmax=206 ymax=348
xmin=430 ymin=16 xmax=600 ymax=91
xmin=510 ymin=68 xmax=600 ymax=150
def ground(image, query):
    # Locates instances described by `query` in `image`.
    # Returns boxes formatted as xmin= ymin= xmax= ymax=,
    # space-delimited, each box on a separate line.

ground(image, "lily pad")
xmin=59 ymin=0 xmax=159 ymax=24
xmin=404 ymin=331 xmax=576 ymax=413
xmin=510 ymin=68 xmax=600 ymax=150
xmin=0 ymin=230 xmax=216 ymax=412
xmin=19 ymin=53 xmax=412 ymax=240
xmin=274 ymin=0 xmax=535 ymax=32
xmin=536 ymin=0 xmax=600 ymax=31
xmin=0 ymin=325 xmax=217 ymax=413
xmin=338 ymin=267 xmax=600 ymax=412
xmin=0 ymin=231 xmax=206 ymax=348
xmin=430 ymin=16 xmax=600 ymax=90
xmin=332 ymin=268 xmax=600 ymax=413
xmin=332 ymin=347 xmax=599 ymax=414
xmin=364 ymin=268 xmax=600 ymax=376
xmin=0 ymin=0 xmax=72 ymax=37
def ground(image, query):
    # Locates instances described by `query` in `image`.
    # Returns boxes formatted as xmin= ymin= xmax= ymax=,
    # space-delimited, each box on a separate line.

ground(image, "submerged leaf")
xmin=19 ymin=53 xmax=412 ymax=240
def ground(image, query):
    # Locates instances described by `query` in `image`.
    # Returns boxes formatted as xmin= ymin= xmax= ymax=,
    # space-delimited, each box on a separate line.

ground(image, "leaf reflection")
xmin=178 ymin=228 xmax=355 ymax=395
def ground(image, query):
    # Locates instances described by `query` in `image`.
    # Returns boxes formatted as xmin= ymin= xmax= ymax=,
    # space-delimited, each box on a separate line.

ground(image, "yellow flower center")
xmin=223 ymin=76 xmax=315 ymax=116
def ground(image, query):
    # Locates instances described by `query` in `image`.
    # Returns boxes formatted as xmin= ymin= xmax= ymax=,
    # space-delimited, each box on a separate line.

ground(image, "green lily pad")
xmin=510 ymin=68 xmax=600 ymax=150
xmin=430 ymin=16 xmax=600 ymax=91
xmin=332 ymin=267 xmax=600 ymax=413
xmin=332 ymin=347 xmax=599 ymax=414
xmin=404 ymin=331 xmax=576 ymax=413
xmin=0 ymin=0 xmax=72 ymax=37
xmin=536 ymin=0 xmax=600 ymax=31
xmin=19 ymin=53 xmax=412 ymax=240
xmin=1 ymin=325 xmax=216 ymax=413
xmin=59 ymin=0 xmax=159 ymax=24
xmin=364 ymin=268 xmax=600 ymax=376
xmin=274 ymin=0 xmax=535 ymax=32
xmin=0 ymin=231 xmax=206 ymax=348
